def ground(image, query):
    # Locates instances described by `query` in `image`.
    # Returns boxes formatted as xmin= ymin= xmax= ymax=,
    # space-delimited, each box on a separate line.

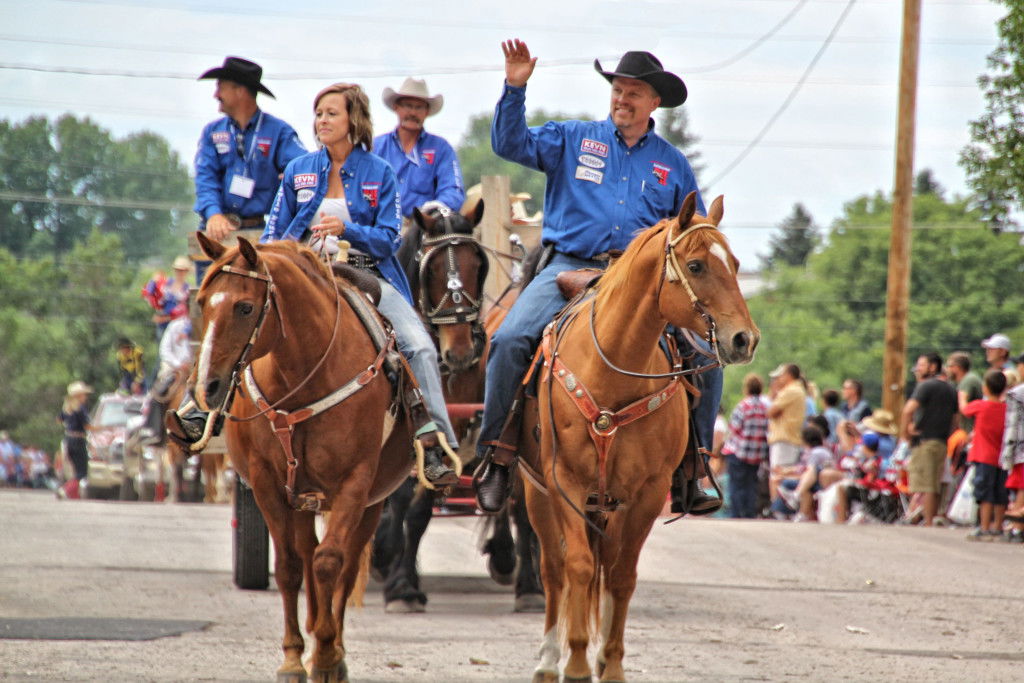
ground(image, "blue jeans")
xmin=674 ymin=332 xmax=723 ymax=453
xmin=727 ymin=455 xmax=760 ymax=518
xmin=478 ymin=252 xmax=605 ymax=456
xmin=377 ymin=279 xmax=457 ymax=447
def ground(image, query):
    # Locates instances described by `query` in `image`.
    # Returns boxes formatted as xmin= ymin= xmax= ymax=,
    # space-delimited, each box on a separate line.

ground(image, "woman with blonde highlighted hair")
xmin=258 ymin=82 xmax=459 ymax=485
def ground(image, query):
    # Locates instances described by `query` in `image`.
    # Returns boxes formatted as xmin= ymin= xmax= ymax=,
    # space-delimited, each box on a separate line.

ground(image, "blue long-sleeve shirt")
xmin=261 ymin=146 xmax=412 ymax=304
xmin=372 ymin=129 xmax=465 ymax=217
xmin=193 ymin=110 xmax=306 ymax=224
xmin=491 ymin=83 xmax=704 ymax=259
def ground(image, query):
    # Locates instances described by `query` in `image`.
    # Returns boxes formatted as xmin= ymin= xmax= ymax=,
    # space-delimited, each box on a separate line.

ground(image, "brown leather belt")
xmin=226 ymin=214 xmax=265 ymax=228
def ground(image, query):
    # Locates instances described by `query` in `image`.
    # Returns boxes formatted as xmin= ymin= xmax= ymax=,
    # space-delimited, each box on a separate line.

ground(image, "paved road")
xmin=1 ymin=488 xmax=1022 ymax=681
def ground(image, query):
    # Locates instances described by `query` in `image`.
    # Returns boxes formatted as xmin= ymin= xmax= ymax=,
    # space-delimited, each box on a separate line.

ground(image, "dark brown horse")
xmin=194 ymin=233 xmax=414 ymax=682
xmin=522 ymin=194 xmax=759 ymax=682
xmin=375 ymin=203 xmax=544 ymax=613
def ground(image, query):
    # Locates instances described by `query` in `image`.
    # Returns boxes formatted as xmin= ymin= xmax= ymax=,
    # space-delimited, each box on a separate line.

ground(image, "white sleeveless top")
xmin=314 ymin=196 xmax=365 ymax=255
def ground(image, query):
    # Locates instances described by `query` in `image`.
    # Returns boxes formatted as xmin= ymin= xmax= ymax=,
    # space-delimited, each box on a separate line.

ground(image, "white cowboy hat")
xmin=66 ymin=381 xmax=93 ymax=396
xmin=172 ymin=255 xmax=191 ymax=271
xmin=382 ymin=77 xmax=443 ymax=117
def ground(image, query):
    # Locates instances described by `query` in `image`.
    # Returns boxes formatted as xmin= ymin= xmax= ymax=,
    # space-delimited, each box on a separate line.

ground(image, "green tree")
xmin=656 ymin=107 xmax=704 ymax=183
xmin=0 ymin=231 xmax=154 ymax=450
xmin=759 ymin=203 xmax=819 ymax=270
xmin=457 ymin=109 xmax=590 ymax=216
xmin=0 ymin=115 xmax=193 ymax=262
xmin=960 ymin=2 xmax=1024 ymax=230
xmin=722 ymin=185 xmax=1024 ymax=412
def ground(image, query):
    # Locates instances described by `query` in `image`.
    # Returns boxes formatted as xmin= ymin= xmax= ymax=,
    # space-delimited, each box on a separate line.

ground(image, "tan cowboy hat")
xmin=172 ymin=255 xmax=191 ymax=271
xmin=66 ymin=381 xmax=93 ymax=396
xmin=382 ymin=77 xmax=443 ymax=116
xmin=860 ymin=410 xmax=897 ymax=436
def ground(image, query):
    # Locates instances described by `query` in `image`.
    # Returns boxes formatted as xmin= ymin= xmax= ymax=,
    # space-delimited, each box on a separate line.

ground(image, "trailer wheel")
xmin=233 ymin=476 xmax=269 ymax=590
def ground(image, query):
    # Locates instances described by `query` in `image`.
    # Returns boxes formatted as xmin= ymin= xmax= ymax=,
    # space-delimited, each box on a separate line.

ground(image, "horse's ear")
xmin=464 ymin=199 xmax=485 ymax=228
xmin=197 ymin=231 xmax=226 ymax=260
xmin=677 ymin=191 xmax=698 ymax=227
xmin=707 ymin=195 xmax=725 ymax=226
xmin=237 ymin=237 xmax=260 ymax=270
xmin=413 ymin=207 xmax=438 ymax=234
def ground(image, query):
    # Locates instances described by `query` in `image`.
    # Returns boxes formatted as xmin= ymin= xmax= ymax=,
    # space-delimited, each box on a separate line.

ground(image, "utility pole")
xmin=881 ymin=0 xmax=922 ymax=416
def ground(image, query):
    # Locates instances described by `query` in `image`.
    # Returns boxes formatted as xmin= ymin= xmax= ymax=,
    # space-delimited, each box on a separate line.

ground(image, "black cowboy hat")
xmin=594 ymin=51 xmax=687 ymax=108
xmin=198 ymin=56 xmax=275 ymax=99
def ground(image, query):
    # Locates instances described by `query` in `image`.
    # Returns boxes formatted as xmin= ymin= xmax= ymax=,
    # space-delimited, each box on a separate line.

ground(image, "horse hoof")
xmin=276 ymin=670 xmax=308 ymax=683
xmin=310 ymin=660 xmax=347 ymax=683
xmin=514 ymin=592 xmax=546 ymax=613
xmin=532 ymin=671 xmax=559 ymax=683
xmin=488 ymin=565 xmax=515 ymax=586
xmin=386 ymin=598 xmax=426 ymax=613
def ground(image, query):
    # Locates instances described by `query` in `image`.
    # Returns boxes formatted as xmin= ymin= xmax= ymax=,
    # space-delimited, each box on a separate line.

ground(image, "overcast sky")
xmin=0 ymin=0 xmax=1004 ymax=268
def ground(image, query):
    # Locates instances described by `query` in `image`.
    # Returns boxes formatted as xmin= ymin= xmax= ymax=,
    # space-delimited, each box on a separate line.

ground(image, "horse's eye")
xmin=236 ymin=302 xmax=255 ymax=316
xmin=687 ymin=260 xmax=704 ymax=275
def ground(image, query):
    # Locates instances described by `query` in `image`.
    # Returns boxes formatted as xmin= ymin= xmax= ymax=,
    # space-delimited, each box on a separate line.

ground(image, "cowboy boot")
xmin=669 ymin=446 xmax=723 ymax=516
xmin=473 ymin=449 xmax=511 ymax=513
xmin=418 ymin=434 xmax=459 ymax=487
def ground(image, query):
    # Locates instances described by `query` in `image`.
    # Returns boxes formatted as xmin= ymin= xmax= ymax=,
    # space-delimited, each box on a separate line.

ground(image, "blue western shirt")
xmin=491 ymin=83 xmax=704 ymax=259
xmin=193 ymin=110 xmax=307 ymax=224
xmin=261 ymin=146 xmax=412 ymax=304
xmin=372 ymin=129 xmax=465 ymax=217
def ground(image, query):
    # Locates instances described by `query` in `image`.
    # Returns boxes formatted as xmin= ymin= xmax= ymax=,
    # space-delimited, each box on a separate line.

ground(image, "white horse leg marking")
xmin=195 ymin=321 xmax=216 ymax=407
xmin=709 ymin=242 xmax=732 ymax=275
xmin=598 ymin=588 xmax=613 ymax=667
xmin=534 ymin=626 xmax=560 ymax=675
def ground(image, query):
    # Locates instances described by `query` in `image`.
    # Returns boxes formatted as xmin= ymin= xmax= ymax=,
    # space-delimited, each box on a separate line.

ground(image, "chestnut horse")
xmin=523 ymin=193 xmax=759 ymax=682
xmin=194 ymin=233 xmax=414 ymax=683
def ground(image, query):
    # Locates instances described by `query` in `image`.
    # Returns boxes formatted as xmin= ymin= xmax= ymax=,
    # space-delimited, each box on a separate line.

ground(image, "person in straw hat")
xmin=57 ymin=381 xmax=93 ymax=497
xmin=193 ymin=56 xmax=307 ymax=278
xmin=373 ymin=77 xmax=465 ymax=221
xmin=473 ymin=40 xmax=716 ymax=514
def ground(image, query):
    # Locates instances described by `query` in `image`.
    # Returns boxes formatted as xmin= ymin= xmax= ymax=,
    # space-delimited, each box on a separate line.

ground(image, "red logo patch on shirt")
xmin=580 ymin=138 xmax=608 ymax=157
xmin=211 ymin=131 xmax=230 ymax=144
xmin=256 ymin=137 xmax=272 ymax=156
xmin=294 ymin=173 xmax=317 ymax=190
xmin=651 ymin=162 xmax=671 ymax=186
xmin=421 ymin=149 xmax=436 ymax=165
xmin=362 ymin=183 xmax=380 ymax=208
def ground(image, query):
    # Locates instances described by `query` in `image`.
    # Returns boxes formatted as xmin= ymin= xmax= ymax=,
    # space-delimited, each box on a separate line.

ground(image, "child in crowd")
xmin=771 ymin=423 xmax=835 ymax=520
xmin=963 ymin=369 xmax=1008 ymax=541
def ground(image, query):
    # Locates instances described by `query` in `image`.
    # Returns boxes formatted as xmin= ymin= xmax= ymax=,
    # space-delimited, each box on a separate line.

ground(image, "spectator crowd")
xmin=714 ymin=331 xmax=1024 ymax=543
xmin=0 ymin=430 xmax=57 ymax=490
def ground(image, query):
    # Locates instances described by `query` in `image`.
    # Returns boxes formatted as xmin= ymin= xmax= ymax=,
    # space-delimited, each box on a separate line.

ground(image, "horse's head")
xmin=411 ymin=200 xmax=488 ymax=373
xmin=659 ymin=192 xmax=760 ymax=365
xmin=192 ymin=232 xmax=283 ymax=410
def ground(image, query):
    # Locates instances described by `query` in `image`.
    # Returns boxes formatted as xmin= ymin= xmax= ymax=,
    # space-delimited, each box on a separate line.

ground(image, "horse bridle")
xmin=204 ymin=258 xmax=344 ymax=422
xmin=587 ymin=221 xmax=724 ymax=380
xmin=417 ymin=212 xmax=489 ymax=327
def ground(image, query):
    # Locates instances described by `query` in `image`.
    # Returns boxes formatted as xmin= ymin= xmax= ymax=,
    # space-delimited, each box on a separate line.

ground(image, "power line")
xmin=0 ymin=190 xmax=191 ymax=211
xmin=689 ymin=0 xmax=811 ymax=74
xmin=703 ymin=0 xmax=859 ymax=191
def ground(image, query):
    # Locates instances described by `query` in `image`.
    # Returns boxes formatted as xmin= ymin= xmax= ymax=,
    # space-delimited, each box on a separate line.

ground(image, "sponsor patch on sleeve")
xmin=574 ymin=166 xmax=604 ymax=184
xmin=361 ymin=182 xmax=380 ymax=207
xmin=651 ymin=161 xmax=671 ymax=186
xmin=211 ymin=131 xmax=230 ymax=155
xmin=293 ymin=173 xmax=318 ymax=190
xmin=580 ymin=138 xmax=608 ymax=157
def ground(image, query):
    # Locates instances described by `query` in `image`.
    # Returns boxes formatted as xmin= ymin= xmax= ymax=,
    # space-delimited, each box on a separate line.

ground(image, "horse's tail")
xmin=558 ymin=512 xmax=606 ymax=646
xmin=346 ymin=538 xmax=372 ymax=608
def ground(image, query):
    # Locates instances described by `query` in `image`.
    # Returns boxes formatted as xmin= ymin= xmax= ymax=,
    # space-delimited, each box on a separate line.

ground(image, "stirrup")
xmin=413 ymin=432 xmax=462 ymax=490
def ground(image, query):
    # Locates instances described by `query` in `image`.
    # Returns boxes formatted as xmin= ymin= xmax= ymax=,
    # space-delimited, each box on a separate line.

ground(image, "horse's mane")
xmin=596 ymin=216 xmax=732 ymax=303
